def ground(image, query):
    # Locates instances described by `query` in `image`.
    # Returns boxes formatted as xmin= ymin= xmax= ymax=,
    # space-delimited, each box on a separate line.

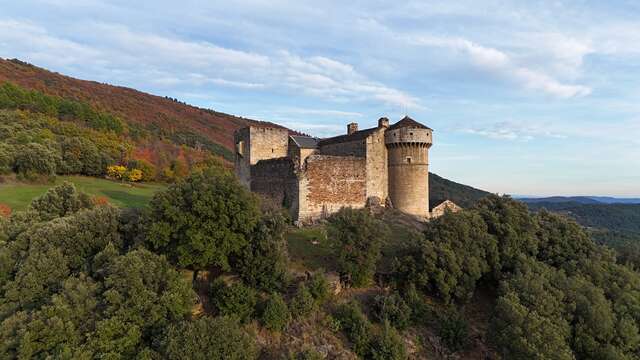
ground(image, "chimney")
xmin=347 ymin=122 xmax=358 ymax=135
xmin=378 ymin=117 xmax=389 ymax=128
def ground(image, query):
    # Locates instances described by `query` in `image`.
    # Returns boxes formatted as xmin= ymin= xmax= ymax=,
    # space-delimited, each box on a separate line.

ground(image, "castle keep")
xmin=234 ymin=116 xmax=433 ymax=222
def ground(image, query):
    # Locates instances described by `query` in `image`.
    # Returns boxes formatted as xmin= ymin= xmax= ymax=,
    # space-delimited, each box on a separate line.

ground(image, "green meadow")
xmin=0 ymin=176 xmax=166 ymax=210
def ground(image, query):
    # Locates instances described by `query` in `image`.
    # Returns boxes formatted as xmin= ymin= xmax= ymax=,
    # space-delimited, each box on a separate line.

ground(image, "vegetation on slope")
xmin=429 ymin=172 xmax=490 ymax=209
xmin=5 ymin=163 xmax=640 ymax=358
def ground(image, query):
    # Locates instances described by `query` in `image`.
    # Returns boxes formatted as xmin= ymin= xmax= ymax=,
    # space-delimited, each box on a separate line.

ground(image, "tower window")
xmin=271 ymin=148 xmax=274 ymax=153
xmin=410 ymin=132 xmax=413 ymax=136
xmin=406 ymin=156 xmax=412 ymax=163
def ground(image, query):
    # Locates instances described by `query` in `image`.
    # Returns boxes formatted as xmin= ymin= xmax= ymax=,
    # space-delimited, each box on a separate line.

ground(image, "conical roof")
xmin=388 ymin=116 xmax=432 ymax=130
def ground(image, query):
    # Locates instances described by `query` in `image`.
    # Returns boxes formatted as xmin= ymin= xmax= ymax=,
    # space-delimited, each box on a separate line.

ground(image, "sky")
xmin=1 ymin=0 xmax=639 ymax=196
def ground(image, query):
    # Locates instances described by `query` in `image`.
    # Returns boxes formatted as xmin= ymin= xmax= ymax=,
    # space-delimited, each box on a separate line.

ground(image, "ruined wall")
xmin=250 ymin=157 xmax=299 ymax=217
xmin=298 ymin=155 xmax=366 ymax=222
xmin=234 ymin=127 xmax=252 ymax=187
xmin=364 ymin=129 xmax=388 ymax=202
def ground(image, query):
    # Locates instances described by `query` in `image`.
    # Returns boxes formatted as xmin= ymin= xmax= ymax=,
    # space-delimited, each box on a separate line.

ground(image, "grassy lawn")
xmin=286 ymin=226 xmax=338 ymax=272
xmin=0 ymin=175 xmax=166 ymax=210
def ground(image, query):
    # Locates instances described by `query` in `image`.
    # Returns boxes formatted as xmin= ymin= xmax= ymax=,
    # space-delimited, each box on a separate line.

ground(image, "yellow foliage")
xmin=127 ymin=168 xmax=143 ymax=182
xmin=107 ymin=165 xmax=127 ymax=180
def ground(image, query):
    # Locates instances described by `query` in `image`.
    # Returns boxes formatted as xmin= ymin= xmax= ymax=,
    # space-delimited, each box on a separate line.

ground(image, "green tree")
xmin=327 ymin=208 xmax=389 ymax=287
xmin=211 ymin=280 xmax=257 ymax=323
xmin=369 ymin=320 xmax=407 ymax=360
xmin=29 ymin=181 xmax=94 ymax=221
xmin=261 ymin=293 xmax=291 ymax=332
xmin=371 ymin=293 xmax=412 ymax=330
xmin=146 ymin=167 xmax=260 ymax=273
xmin=162 ymin=316 xmax=258 ymax=360
xmin=335 ymin=301 xmax=372 ymax=356
xmin=236 ymin=212 xmax=289 ymax=292
xmin=14 ymin=142 xmax=60 ymax=180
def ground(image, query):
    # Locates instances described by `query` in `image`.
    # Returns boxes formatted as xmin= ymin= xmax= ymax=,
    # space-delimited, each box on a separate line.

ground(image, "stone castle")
xmin=234 ymin=116 xmax=433 ymax=223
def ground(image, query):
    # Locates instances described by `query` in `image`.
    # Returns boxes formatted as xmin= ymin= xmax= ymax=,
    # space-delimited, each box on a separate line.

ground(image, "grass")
xmin=286 ymin=226 xmax=337 ymax=272
xmin=0 ymin=175 xmax=166 ymax=210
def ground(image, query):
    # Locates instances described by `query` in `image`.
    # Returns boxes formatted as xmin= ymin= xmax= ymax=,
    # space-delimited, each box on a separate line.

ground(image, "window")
xmin=406 ymin=156 xmax=412 ymax=163
xmin=271 ymin=148 xmax=274 ymax=153
xmin=410 ymin=132 xmax=414 ymax=136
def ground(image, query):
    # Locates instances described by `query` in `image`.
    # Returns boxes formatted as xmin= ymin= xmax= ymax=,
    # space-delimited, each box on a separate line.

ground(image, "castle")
xmin=234 ymin=116 xmax=433 ymax=223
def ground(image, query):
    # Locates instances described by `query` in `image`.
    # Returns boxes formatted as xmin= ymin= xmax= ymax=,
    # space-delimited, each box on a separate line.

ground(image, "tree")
xmin=145 ymin=167 xmax=260 ymax=272
xmin=371 ymin=293 xmax=412 ymax=330
xmin=261 ymin=293 xmax=291 ymax=332
xmin=335 ymin=301 xmax=373 ymax=356
xmin=211 ymin=280 xmax=257 ymax=323
xmin=327 ymin=208 xmax=389 ymax=287
xmin=236 ymin=212 xmax=289 ymax=292
xmin=107 ymin=165 xmax=126 ymax=180
xmin=14 ymin=142 xmax=59 ymax=180
xmin=29 ymin=181 xmax=93 ymax=221
xmin=161 ymin=316 xmax=258 ymax=360
xmin=126 ymin=168 xmax=143 ymax=182
xmin=369 ymin=320 xmax=407 ymax=360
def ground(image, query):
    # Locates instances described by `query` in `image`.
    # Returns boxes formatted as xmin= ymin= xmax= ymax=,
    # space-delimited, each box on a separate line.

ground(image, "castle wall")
xmin=364 ymin=129 xmax=388 ymax=202
xmin=250 ymin=157 xmax=299 ymax=217
xmin=298 ymin=155 xmax=366 ymax=222
xmin=319 ymin=140 xmax=366 ymax=157
xmin=249 ymin=127 xmax=289 ymax=164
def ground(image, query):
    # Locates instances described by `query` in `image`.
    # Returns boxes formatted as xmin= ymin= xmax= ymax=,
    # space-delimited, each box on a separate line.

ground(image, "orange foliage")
xmin=93 ymin=196 xmax=110 ymax=206
xmin=0 ymin=203 xmax=11 ymax=218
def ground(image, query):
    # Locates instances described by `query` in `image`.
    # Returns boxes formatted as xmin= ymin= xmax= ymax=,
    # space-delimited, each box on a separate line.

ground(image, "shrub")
xmin=371 ymin=293 xmax=412 ymax=330
xmin=369 ymin=320 xmax=407 ymax=360
xmin=236 ymin=212 xmax=289 ymax=292
xmin=146 ymin=167 xmax=260 ymax=272
xmin=126 ymin=168 xmax=143 ymax=182
xmin=14 ymin=142 xmax=59 ymax=180
xmin=290 ymin=283 xmax=316 ymax=317
xmin=335 ymin=301 xmax=372 ymax=356
xmin=327 ymin=208 xmax=389 ymax=287
xmin=162 ymin=316 xmax=258 ymax=360
xmin=437 ymin=309 xmax=469 ymax=352
xmin=307 ymin=270 xmax=331 ymax=305
xmin=296 ymin=349 xmax=324 ymax=360
xmin=107 ymin=165 xmax=126 ymax=180
xmin=29 ymin=181 xmax=94 ymax=221
xmin=211 ymin=280 xmax=257 ymax=323
xmin=0 ymin=143 xmax=14 ymax=174
xmin=261 ymin=293 xmax=291 ymax=332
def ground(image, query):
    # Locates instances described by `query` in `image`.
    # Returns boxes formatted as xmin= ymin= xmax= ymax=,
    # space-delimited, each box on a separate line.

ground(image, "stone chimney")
xmin=347 ymin=122 xmax=358 ymax=135
xmin=378 ymin=117 xmax=390 ymax=128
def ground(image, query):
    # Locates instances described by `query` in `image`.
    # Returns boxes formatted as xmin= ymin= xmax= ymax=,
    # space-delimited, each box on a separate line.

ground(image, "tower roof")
xmin=388 ymin=116 xmax=432 ymax=131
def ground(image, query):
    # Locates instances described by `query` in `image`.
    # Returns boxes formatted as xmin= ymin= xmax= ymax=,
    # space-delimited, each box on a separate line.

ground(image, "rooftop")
xmin=290 ymin=135 xmax=319 ymax=149
xmin=388 ymin=116 xmax=432 ymax=131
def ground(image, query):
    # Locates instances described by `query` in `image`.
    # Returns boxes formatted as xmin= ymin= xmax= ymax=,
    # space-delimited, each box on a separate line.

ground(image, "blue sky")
xmin=1 ymin=0 xmax=639 ymax=196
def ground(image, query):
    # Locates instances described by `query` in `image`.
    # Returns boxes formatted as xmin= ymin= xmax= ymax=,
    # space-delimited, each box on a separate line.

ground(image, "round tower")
xmin=385 ymin=116 xmax=433 ymax=218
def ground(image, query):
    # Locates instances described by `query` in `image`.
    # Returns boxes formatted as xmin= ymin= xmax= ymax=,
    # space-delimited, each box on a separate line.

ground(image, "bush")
xmin=0 ymin=143 xmax=14 ymax=174
xmin=236 ymin=212 xmax=289 ymax=292
xmin=14 ymin=142 xmax=59 ymax=180
xmin=211 ymin=280 xmax=257 ymax=323
xmin=29 ymin=182 xmax=94 ymax=221
xmin=307 ymin=270 xmax=331 ymax=305
xmin=335 ymin=301 xmax=372 ymax=356
xmin=296 ymin=349 xmax=324 ymax=360
xmin=146 ymin=167 xmax=260 ymax=271
xmin=261 ymin=293 xmax=291 ymax=332
xmin=290 ymin=283 xmax=316 ymax=317
xmin=437 ymin=309 xmax=469 ymax=352
xmin=162 ymin=316 xmax=258 ymax=360
xmin=369 ymin=320 xmax=407 ymax=360
xmin=327 ymin=208 xmax=389 ymax=287
xmin=371 ymin=293 xmax=412 ymax=330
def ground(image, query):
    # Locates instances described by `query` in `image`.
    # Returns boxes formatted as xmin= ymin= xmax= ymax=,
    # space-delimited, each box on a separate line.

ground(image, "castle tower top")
xmin=384 ymin=116 xmax=432 ymax=147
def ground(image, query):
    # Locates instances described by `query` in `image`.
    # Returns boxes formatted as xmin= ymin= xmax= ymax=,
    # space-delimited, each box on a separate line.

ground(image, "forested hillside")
xmin=429 ymin=172 xmax=491 ymax=209
xmin=3 ymin=168 xmax=640 ymax=359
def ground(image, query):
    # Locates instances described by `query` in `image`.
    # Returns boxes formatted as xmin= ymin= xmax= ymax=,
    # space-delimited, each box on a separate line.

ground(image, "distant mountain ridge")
xmin=518 ymin=196 xmax=640 ymax=205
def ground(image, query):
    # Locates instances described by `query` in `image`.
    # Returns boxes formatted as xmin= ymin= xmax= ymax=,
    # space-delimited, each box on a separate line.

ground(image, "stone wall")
xmin=298 ymin=155 xmax=366 ymax=222
xmin=248 ymin=127 xmax=289 ymax=165
xmin=250 ymin=158 xmax=299 ymax=216
xmin=364 ymin=129 xmax=388 ymax=202
xmin=387 ymin=143 xmax=430 ymax=218
xmin=319 ymin=139 xmax=366 ymax=157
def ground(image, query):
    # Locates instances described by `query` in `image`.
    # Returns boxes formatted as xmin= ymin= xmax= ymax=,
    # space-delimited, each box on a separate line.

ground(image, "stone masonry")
xmin=234 ymin=116 xmax=434 ymax=223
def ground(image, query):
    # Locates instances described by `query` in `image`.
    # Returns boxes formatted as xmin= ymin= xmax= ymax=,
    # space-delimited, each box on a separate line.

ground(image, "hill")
xmin=519 ymin=195 xmax=640 ymax=205
xmin=429 ymin=172 xmax=491 ymax=209
xmin=0 ymin=58 xmax=286 ymax=160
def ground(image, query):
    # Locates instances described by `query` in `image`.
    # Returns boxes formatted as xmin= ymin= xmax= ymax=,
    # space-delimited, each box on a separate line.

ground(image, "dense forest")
xmin=525 ymin=201 xmax=640 ymax=270
xmin=2 ymin=164 xmax=640 ymax=358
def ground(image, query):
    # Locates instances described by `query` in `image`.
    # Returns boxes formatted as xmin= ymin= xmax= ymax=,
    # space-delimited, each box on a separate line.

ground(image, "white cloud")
xmin=408 ymin=34 xmax=591 ymax=98
xmin=462 ymin=120 xmax=568 ymax=141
